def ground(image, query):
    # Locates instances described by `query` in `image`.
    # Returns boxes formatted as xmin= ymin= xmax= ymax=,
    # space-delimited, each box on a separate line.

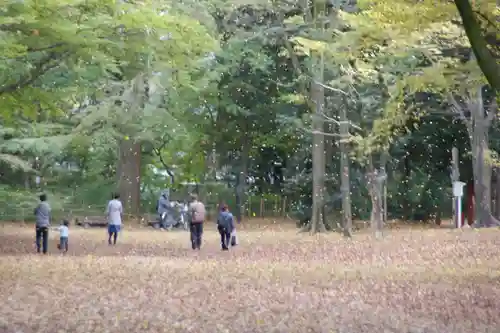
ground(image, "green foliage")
xmin=0 ymin=185 xmax=84 ymax=221
xmin=1 ymin=0 xmax=497 ymax=225
xmin=0 ymin=0 xmax=216 ymax=119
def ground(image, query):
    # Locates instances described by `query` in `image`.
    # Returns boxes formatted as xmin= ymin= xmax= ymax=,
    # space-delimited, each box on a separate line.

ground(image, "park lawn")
xmin=0 ymin=224 xmax=500 ymax=333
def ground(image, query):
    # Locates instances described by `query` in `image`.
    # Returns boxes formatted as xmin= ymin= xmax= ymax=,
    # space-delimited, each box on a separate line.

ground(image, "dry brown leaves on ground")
xmin=0 ymin=224 xmax=499 ymax=333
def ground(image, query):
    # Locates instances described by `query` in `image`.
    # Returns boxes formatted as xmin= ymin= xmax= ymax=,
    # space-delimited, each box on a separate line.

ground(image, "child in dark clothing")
xmin=217 ymin=204 xmax=235 ymax=251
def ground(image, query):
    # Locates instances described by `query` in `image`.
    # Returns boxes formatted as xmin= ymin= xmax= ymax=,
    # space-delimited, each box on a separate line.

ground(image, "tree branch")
xmin=473 ymin=10 xmax=499 ymax=30
xmin=313 ymin=80 xmax=349 ymax=96
xmin=317 ymin=112 xmax=361 ymax=130
xmin=26 ymin=42 xmax=66 ymax=53
xmin=454 ymin=0 xmax=500 ymax=92
xmin=152 ymin=137 xmax=175 ymax=184
xmin=448 ymin=93 xmax=472 ymax=134
xmin=0 ymin=51 xmax=70 ymax=95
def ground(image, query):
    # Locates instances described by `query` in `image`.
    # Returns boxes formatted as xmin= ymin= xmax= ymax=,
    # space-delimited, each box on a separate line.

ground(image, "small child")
xmin=55 ymin=220 xmax=69 ymax=253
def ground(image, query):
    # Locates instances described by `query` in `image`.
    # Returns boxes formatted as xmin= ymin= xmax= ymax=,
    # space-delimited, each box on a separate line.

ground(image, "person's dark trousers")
xmin=35 ymin=226 xmax=49 ymax=254
xmin=190 ymin=222 xmax=203 ymax=250
xmin=218 ymin=225 xmax=231 ymax=250
xmin=159 ymin=213 xmax=167 ymax=229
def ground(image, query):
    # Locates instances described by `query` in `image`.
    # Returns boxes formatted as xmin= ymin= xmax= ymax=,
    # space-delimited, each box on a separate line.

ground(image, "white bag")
xmin=230 ymin=229 xmax=238 ymax=246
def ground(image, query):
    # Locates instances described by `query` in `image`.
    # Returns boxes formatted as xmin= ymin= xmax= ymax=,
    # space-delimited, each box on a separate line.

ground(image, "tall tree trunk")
xmin=367 ymin=157 xmax=385 ymax=238
xmin=469 ymin=88 xmax=499 ymax=227
xmin=450 ymin=84 xmax=499 ymax=227
xmin=324 ymin=119 xmax=335 ymax=169
xmin=472 ymin=126 xmax=495 ymax=226
xmin=309 ymin=91 xmax=326 ymax=232
xmin=308 ymin=50 xmax=326 ymax=234
xmin=235 ymin=137 xmax=250 ymax=223
xmin=302 ymin=0 xmax=328 ymax=234
xmin=118 ymin=139 xmax=141 ymax=216
xmin=340 ymin=105 xmax=352 ymax=237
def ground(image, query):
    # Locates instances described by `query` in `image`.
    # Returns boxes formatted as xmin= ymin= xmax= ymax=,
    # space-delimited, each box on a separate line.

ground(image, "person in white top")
xmin=55 ymin=220 xmax=69 ymax=253
xmin=106 ymin=193 xmax=123 ymax=245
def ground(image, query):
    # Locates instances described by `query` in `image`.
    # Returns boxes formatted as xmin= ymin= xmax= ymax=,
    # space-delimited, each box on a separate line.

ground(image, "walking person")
xmin=217 ymin=204 xmax=235 ymax=251
xmin=34 ymin=193 xmax=51 ymax=254
xmin=188 ymin=194 xmax=205 ymax=250
xmin=106 ymin=193 xmax=123 ymax=245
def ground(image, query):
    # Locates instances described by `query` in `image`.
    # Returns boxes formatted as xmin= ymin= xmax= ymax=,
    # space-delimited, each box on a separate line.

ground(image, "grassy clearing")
xmin=0 ymin=223 xmax=499 ymax=333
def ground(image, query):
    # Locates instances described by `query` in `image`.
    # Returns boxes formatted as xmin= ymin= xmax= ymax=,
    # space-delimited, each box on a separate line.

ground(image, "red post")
xmin=466 ymin=181 xmax=475 ymax=225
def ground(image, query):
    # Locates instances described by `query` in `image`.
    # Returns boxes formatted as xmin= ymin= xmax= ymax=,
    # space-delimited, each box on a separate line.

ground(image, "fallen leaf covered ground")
xmin=0 ymin=223 xmax=500 ymax=333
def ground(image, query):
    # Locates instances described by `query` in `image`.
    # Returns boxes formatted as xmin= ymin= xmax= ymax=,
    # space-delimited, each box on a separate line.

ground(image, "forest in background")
xmin=0 ymin=0 xmax=498 ymax=234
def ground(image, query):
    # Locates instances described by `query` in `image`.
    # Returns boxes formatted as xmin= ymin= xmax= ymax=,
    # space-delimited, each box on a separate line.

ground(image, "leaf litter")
xmin=0 ymin=225 xmax=500 ymax=333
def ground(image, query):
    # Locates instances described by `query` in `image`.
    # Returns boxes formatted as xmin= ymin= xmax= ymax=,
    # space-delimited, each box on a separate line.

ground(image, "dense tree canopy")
xmin=0 ymin=0 xmax=498 ymax=232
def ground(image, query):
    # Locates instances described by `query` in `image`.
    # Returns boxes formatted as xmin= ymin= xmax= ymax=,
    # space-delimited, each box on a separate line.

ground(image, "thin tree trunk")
xmin=367 ymin=157 xmax=385 ymax=238
xmin=235 ymin=137 xmax=250 ymax=223
xmin=340 ymin=106 xmax=352 ymax=237
xmin=450 ymin=147 xmax=460 ymax=225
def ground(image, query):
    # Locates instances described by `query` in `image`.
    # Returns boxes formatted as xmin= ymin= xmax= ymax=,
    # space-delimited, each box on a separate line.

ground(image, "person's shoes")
xmin=222 ymin=247 xmax=229 ymax=251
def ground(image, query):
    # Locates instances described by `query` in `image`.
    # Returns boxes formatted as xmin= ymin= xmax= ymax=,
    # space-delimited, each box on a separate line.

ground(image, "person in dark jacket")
xmin=217 ymin=204 xmax=235 ymax=251
xmin=34 ymin=193 xmax=51 ymax=254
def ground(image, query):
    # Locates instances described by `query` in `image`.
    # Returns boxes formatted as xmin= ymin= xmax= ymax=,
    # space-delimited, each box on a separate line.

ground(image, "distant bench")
xmin=73 ymin=214 xmax=187 ymax=230
xmin=143 ymin=214 xmax=161 ymax=228
xmin=142 ymin=214 xmax=188 ymax=230
xmin=74 ymin=216 xmax=108 ymax=228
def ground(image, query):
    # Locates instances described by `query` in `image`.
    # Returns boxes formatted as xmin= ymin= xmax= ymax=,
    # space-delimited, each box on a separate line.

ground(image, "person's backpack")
xmin=218 ymin=212 xmax=233 ymax=230
xmin=191 ymin=202 xmax=206 ymax=223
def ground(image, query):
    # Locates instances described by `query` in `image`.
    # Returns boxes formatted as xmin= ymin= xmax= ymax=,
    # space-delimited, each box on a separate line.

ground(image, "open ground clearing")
xmin=0 ymin=223 xmax=499 ymax=333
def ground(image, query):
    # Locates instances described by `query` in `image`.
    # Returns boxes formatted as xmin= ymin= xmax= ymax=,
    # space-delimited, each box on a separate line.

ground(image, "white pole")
xmin=456 ymin=196 xmax=462 ymax=228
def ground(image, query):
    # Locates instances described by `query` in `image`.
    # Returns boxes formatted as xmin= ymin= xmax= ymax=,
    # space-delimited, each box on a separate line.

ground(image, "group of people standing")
xmin=33 ymin=192 xmax=124 ymax=254
xmin=156 ymin=191 xmax=191 ymax=230
xmin=32 ymin=192 xmax=237 ymax=254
